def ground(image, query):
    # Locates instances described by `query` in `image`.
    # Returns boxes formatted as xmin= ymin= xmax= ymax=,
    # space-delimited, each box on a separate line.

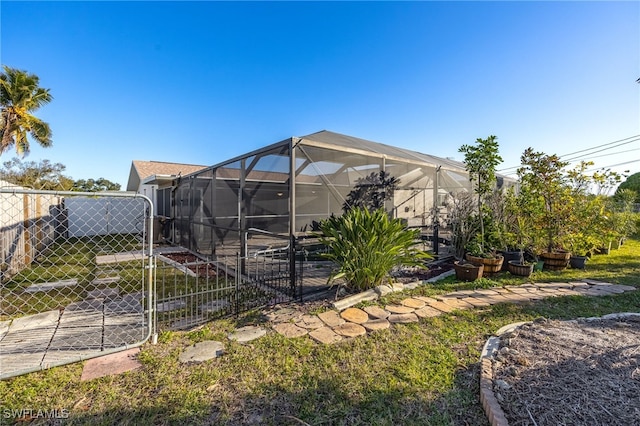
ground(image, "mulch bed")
xmin=162 ymin=252 xmax=218 ymax=278
xmin=492 ymin=316 xmax=640 ymax=425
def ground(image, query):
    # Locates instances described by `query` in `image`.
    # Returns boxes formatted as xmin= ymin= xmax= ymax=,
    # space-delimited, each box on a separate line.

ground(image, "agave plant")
xmin=316 ymin=207 xmax=431 ymax=293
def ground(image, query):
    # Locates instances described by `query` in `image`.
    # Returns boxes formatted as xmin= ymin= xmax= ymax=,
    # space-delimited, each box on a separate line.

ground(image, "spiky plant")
xmin=317 ymin=207 xmax=431 ymax=293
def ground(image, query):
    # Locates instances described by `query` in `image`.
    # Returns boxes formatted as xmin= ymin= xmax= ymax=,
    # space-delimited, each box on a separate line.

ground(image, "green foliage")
xmin=343 ymin=170 xmax=399 ymax=213
xmin=517 ymin=148 xmax=572 ymax=253
xmin=1 ymin=65 xmax=53 ymax=156
xmin=459 ymin=135 xmax=503 ymax=254
xmin=72 ymin=177 xmax=121 ymax=192
xmin=317 ymin=207 xmax=431 ymax=291
xmin=0 ymin=157 xmax=73 ymax=190
xmin=615 ymin=171 xmax=640 ymax=202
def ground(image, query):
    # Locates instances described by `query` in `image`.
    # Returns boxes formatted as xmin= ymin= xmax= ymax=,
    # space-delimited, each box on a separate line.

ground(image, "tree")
xmin=0 ymin=157 xmax=73 ymax=190
xmin=458 ymin=135 xmax=503 ymax=253
xmin=517 ymin=148 xmax=572 ymax=253
xmin=615 ymin=172 xmax=640 ymax=203
xmin=0 ymin=66 xmax=53 ymax=156
xmin=72 ymin=178 xmax=121 ymax=192
xmin=342 ymin=170 xmax=399 ymax=213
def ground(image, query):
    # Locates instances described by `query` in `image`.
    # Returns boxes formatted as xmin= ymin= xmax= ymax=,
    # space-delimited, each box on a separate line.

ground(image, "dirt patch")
xmin=492 ymin=316 xmax=640 ymax=425
xmin=392 ymin=260 xmax=455 ymax=283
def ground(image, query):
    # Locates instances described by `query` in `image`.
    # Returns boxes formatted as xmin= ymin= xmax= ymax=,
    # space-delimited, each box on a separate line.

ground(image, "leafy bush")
xmin=317 ymin=207 xmax=431 ymax=292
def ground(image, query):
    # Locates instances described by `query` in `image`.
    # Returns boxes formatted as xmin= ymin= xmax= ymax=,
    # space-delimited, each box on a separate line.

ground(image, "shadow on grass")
xmin=37 ymin=364 xmax=488 ymax=426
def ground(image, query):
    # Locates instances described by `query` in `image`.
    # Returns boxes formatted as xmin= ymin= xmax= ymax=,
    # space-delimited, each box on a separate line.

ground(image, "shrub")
xmin=317 ymin=207 xmax=431 ymax=292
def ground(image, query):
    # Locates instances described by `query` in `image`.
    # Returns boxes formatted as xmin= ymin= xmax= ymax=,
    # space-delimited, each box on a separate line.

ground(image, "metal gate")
xmin=0 ymin=188 xmax=154 ymax=380
xmin=154 ymin=232 xmax=303 ymax=331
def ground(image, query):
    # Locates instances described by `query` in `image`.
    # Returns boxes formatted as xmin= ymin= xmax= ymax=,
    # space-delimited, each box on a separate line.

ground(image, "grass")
xmin=0 ymin=239 xmax=638 ymax=425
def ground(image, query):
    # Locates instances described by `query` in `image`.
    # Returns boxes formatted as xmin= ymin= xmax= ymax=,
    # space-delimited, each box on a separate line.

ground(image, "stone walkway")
xmin=260 ymin=280 xmax=636 ymax=344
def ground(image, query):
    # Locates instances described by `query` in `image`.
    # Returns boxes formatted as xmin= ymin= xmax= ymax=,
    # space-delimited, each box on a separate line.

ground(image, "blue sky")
xmin=1 ymin=1 xmax=639 ymax=189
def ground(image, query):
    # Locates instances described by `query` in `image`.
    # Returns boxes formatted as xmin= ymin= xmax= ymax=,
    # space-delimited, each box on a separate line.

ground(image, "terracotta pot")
xmin=454 ymin=261 xmax=484 ymax=282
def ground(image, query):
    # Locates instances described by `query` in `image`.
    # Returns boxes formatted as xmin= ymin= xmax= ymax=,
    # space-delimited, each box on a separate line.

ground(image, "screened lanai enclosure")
xmin=169 ymin=131 xmax=483 ymax=265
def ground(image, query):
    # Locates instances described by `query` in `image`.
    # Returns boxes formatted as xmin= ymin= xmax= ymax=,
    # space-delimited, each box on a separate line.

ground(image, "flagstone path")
xmin=260 ymin=280 xmax=636 ymax=344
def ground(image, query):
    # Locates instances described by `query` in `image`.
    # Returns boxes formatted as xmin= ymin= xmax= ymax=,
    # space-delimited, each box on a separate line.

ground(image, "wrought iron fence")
xmin=0 ymin=188 xmax=154 ymax=379
xmin=154 ymin=232 xmax=303 ymax=331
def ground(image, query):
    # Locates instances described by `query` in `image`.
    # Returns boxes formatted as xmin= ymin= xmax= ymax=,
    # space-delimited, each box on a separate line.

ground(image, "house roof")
xmin=127 ymin=160 xmax=208 ymax=191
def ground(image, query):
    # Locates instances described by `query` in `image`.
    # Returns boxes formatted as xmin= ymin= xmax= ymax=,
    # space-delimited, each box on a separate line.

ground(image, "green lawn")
xmin=1 ymin=239 xmax=638 ymax=425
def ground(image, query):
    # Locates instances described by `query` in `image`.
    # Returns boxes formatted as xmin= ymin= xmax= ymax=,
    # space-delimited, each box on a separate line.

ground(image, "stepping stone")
xmin=401 ymin=298 xmax=426 ymax=309
xmin=418 ymin=298 xmax=456 ymax=313
xmin=403 ymin=281 xmax=420 ymax=290
xmin=363 ymin=319 xmax=390 ymax=331
xmin=308 ymin=327 xmax=343 ymax=344
xmin=65 ymin=299 xmax=103 ymax=312
xmin=295 ymin=315 xmax=325 ymax=330
xmin=459 ymin=297 xmax=491 ymax=308
xmin=363 ymin=306 xmax=390 ymax=320
xmin=385 ymin=305 xmax=414 ymax=314
xmin=228 ymin=325 xmax=266 ymax=343
xmin=340 ymin=308 xmax=369 ymax=324
xmin=272 ymin=322 xmax=308 ymax=338
xmin=317 ymin=311 xmax=345 ymax=327
xmin=178 ymin=341 xmax=224 ymax=363
xmin=333 ymin=323 xmax=367 ymax=337
xmin=437 ymin=297 xmax=473 ymax=309
xmin=24 ymin=279 xmax=78 ymax=293
xmin=265 ymin=308 xmax=302 ymax=323
xmin=388 ymin=313 xmax=419 ymax=324
xmin=414 ymin=306 xmax=443 ymax=318
xmin=199 ymin=300 xmax=229 ymax=314
xmin=81 ymin=348 xmax=142 ymax=380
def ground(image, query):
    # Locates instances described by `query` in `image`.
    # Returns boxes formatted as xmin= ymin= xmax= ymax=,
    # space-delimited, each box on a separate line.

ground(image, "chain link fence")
xmin=0 ymin=188 xmax=154 ymax=379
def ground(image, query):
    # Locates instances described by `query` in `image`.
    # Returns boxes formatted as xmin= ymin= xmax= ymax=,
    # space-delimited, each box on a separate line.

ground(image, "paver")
xmin=295 ymin=315 xmax=325 ymax=330
xmin=333 ymin=323 xmax=367 ymax=337
xmin=228 ymin=325 xmax=267 ymax=343
xmin=363 ymin=319 xmax=391 ymax=331
xmin=317 ymin=310 xmax=346 ymax=327
xmin=340 ymin=307 xmax=369 ymax=324
xmin=363 ymin=306 xmax=390 ymax=320
xmin=400 ymin=298 xmax=426 ymax=309
xmin=272 ymin=322 xmax=308 ymax=338
xmin=308 ymin=327 xmax=343 ymax=344
xmin=414 ymin=306 xmax=443 ymax=318
xmin=384 ymin=304 xmax=415 ymax=314
xmin=388 ymin=313 xmax=419 ymax=324
xmin=179 ymin=341 xmax=224 ymax=363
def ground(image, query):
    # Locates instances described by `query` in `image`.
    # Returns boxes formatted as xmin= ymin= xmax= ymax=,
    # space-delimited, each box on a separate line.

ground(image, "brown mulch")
xmin=492 ymin=316 xmax=640 ymax=425
xmin=162 ymin=252 xmax=219 ymax=278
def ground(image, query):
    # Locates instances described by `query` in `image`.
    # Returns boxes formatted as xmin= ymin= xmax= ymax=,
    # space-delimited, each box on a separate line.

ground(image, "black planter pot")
xmin=500 ymin=251 xmax=524 ymax=271
xmin=569 ymin=255 xmax=588 ymax=270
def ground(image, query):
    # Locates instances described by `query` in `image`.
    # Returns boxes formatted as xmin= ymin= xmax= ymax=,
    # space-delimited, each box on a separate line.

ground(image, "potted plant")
xmin=453 ymin=259 xmax=484 ymax=281
xmin=517 ymin=148 xmax=573 ymax=271
xmin=565 ymin=232 xmax=596 ymax=270
xmin=464 ymin=238 xmax=504 ymax=276
xmin=458 ymin=135 xmax=504 ymax=276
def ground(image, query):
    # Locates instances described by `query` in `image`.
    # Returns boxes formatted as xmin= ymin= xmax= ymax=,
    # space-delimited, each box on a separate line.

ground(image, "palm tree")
xmin=0 ymin=66 xmax=53 ymax=156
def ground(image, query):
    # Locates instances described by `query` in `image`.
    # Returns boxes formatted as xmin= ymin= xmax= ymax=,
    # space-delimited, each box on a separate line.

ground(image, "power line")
xmin=558 ymin=134 xmax=639 ymax=158
xmin=497 ymin=134 xmax=640 ymax=172
xmin=562 ymin=138 xmax=640 ymax=162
